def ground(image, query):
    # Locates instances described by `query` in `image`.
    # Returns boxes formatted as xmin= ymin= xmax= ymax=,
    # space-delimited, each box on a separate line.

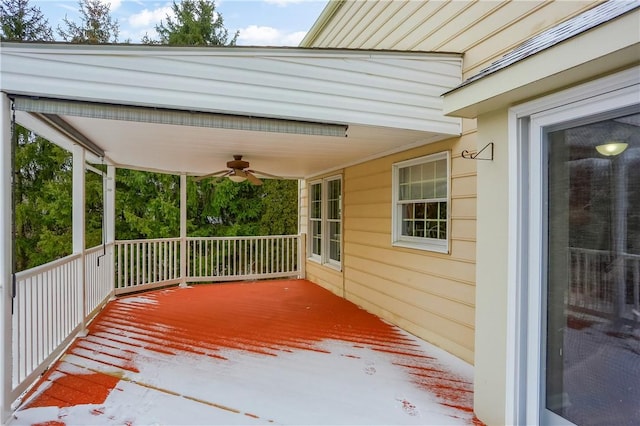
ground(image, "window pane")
xmin=422 ymin=180 xmax=435 ymax=199
xmin=439 ymin=202 xmax=447 ymax=220
xmin=399 ymin=167 xmax=410 ymax=184
xmin=413 ymin=221 xmax=424 ymax=237
xmin=403 ymin=204 xmax=414 ymax=219
xmin=399 ymin=183 xmax=410 ymax=200
xmin=327 ymin=180 xmax=341 ymax=220
xmin=423 ymin=161 xmax=434 ymax=180
xmin=438 ymin=222 xmax=446 ymax=240
xmin=411 ymin=181 xmax=422 ymax=199
xmin=426 ymin=221 xmax=438 ymax=238
xmin=436 ymin=180 xmax=447 ymax=198
xmin=329 ymin=222 xmax=340 ymax=261
xmin=435 ymin=158 xmax=447 ymax=179
xmin=426 ymin=202 xmax=439 ymax=219
xmin=310 ymin=183 xmax=322 ymax=219
xmin=411 ymin=164 xmax=422 ymax=181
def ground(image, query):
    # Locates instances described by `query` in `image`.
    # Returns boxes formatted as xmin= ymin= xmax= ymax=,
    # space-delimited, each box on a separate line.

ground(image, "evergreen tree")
xmin=57 ymin=0 xmax=119 ymax=43
xmin=0 ymin=0 xmax=53 ymax=41
xmin=259 ymin=179 xmax=298 ymax=235
xmin=115 ymin=170 xmax=181 ymax=240
xmin=152 ymin=0 xmax=238 ymax=46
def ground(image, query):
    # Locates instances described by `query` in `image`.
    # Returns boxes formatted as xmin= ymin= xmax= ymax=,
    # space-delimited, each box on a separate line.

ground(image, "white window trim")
xmin=391 ymin=151 xmax=450 ymax=253
xmin=505 ymin=66 xmax=640 ymax=426
xmin=308 ymin=180 xmax=322 ymax=263
xmin=307 ymin=175 xmax=342 ymax=271
xmin=323 ymin=176 xmax=342 ymax=269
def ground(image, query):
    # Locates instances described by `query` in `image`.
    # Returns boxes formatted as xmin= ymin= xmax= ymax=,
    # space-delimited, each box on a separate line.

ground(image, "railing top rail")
xmin=15 ymin=252 xmax=82 ymax=281
xmin=115 ymin=237 xmax=181 ymax=244
xmin=186 ymin=235 xmax=299 ymax=242
xmin=85 ymin=242 xmax=114 ymax=255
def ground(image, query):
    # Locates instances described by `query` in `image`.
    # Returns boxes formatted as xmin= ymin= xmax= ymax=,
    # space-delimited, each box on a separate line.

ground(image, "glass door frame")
xmin=505 ymin=67 xmax=640 ymax=425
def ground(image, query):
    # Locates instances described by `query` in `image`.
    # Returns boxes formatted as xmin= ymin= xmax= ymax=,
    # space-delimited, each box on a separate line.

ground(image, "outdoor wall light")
xmin=596 ymin=142 xmax=628 ymax=156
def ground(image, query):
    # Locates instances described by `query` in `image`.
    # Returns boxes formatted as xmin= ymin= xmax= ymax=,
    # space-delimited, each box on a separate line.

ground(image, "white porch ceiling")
xmin=1 ymin=43 xmax=462 ymax=179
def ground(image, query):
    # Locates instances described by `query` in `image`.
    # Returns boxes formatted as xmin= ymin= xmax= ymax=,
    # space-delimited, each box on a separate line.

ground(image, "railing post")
xmin=106 ymin=166 xmax=116 ymax=298
xmin=298 ymin=233 xmax=306 ymax=279
xmin=1 ymin=93 xmax=13 ymax=423
xmin=179 ymin=173 xmax=187 ymax=287
xmin=72 ymin=144 xmax=86 ymax=331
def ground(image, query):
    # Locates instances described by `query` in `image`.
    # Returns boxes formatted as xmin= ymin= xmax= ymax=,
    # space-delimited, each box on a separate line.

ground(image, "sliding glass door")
xmin=541 ymin=109 xmax=639 ymax=425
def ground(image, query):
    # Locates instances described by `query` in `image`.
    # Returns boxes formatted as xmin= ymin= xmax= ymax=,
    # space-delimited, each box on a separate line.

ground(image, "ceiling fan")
xmin=194 ymin=155 xmax=279 ymax=185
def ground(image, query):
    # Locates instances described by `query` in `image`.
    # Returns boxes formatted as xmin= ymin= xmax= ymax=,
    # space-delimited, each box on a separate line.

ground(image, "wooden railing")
xmin=113 ymin=235 xmax=303 ymax=295
xmin=11 ymin=243 xmax=113 ymax=402
xmin=114 ymin=238 xmax=182 ymax=295
xmin=10 ymin=235 xmax=304 ymax=406
xmin=187 ymin=235 xmax=300 ymax=282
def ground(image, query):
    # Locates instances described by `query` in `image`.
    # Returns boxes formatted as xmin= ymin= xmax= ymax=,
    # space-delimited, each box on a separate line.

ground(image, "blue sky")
xmin=34 ymin=0 xmax=329 ymax=45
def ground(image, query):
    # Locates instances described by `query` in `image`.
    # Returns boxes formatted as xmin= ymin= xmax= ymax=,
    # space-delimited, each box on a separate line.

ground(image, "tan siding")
xmin=307 ymin=0 xmax=600 ymax=77
xmin=305 ymin=260 xmax=343 ymax=297
xmin=451 ymin=217 xmax=476 ymax=243
xmin=339 ymin=136 xmax=476 ymax=362
xmin=303 ymin=136 xmax=477 ymax=362
xmin=346 ymin=283 xmax=475 ymax=363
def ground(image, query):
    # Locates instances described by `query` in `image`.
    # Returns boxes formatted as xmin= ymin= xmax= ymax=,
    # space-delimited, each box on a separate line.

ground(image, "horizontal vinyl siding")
xmin=342 ymin=136 xmax=477 ymax=363
xmin=307 ymin=0 xmax=600 ymax=78
xmin=306 ymin=261 xmax=343 ymax=297
xmin=1 ymin=45 xmax=461 ymax=134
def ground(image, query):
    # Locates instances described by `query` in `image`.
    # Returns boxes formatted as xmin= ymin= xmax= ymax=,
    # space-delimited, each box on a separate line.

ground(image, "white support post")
xmin=180 ymin=173 xmax=187 ymax=287
xmin=298 ymin=233 xmax=306 ymax=279
xmin=72 ymin=144 xmax=86 ymax=329
xmin=106 ymin=166 xmax=116 ymax=298
xmin=1 ymin=94 xmax=13 ymax=423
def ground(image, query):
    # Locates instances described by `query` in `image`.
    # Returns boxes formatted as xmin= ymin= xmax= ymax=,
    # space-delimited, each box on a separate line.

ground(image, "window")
xmin=392 ymin=152 xmax=449 ymax=253
xmin=309 ymin=182 xmax=322 ymax=257
xmin=308 ymin=176 xmax=342 ymax=268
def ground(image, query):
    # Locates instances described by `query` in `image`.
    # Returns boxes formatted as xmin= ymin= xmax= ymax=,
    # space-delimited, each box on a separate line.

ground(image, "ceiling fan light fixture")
xmin=228 ymin=170 xmax=247 ymax=182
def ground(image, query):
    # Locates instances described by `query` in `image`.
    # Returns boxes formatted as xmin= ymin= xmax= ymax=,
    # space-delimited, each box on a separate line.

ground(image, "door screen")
xmin=544 ymin=111 xmax=639 ymax=425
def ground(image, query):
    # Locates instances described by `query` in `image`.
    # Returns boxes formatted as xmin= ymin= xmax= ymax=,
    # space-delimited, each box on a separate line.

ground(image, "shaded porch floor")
xmin=10 ymin=279 xmax=481 ymax=425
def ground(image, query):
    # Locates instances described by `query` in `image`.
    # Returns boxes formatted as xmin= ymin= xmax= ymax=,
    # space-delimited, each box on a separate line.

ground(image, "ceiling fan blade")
xmin=193 ymin=169 xmax=230 ymax=182
xmin=247 ymin=169 xmax=282 ymax=179
xmin=245 ymin=171 xmax=263 ymax=185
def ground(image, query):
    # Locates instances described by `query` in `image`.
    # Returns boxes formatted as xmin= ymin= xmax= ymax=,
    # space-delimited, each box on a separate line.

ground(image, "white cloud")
xmin=128 ymin=6 xmax=174 ymax=28
xmin=238 ymin=25 xmax=307 ymax=46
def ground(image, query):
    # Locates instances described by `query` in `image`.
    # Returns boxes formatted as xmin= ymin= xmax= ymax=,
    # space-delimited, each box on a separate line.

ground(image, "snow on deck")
xmin=9 ymin=279 xmax=482 ymax=425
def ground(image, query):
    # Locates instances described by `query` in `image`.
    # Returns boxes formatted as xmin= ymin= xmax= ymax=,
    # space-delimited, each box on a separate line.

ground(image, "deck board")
xmin=10 ymin=279 xmax=482 ymax=425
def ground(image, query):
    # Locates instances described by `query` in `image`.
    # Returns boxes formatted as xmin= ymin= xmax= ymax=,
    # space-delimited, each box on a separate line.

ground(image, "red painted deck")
xmin=10 ymin=279 xmax=482 ymax=425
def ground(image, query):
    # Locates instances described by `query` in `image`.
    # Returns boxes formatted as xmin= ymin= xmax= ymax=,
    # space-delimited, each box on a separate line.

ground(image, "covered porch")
xmin=0 ymin=42 xmax=464 ymax=422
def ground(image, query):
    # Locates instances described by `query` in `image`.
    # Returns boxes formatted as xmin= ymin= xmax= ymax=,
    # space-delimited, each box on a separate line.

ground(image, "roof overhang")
xmin=443 ymin=7 xmax=640 ymax=119
xmin=1 ymin=43 xmax=462 ymax=179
